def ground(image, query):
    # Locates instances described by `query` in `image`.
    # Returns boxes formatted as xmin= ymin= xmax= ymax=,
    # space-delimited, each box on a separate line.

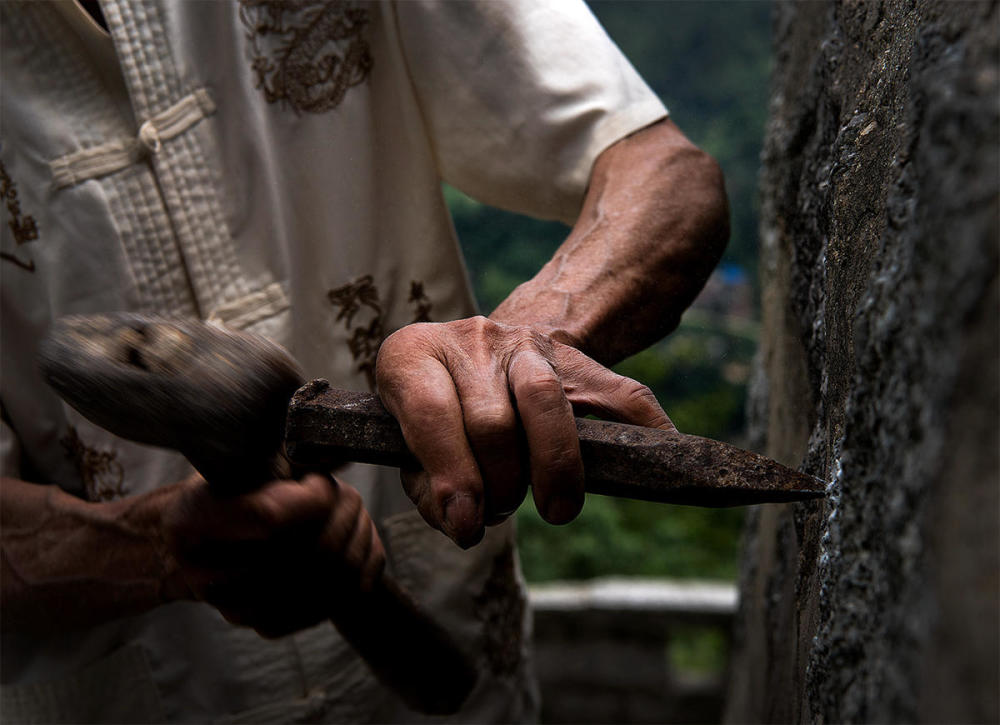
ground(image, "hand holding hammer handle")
xmin=38 ymin=315 xmax=477 ymax=715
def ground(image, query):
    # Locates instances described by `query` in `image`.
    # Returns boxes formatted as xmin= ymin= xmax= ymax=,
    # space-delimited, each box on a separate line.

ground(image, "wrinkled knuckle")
xmin=375 ymin=328 xmax=403 ymax=361
xmin=381 ymin=322 xmax=429 ymax=350
xmin=623 ymin=379 xmax=657 ymax=406
xmin=533 ymin=330 xmax=560 ymax=360
xmin=302 ymin=473 xmax=336 ymax=507
xmin=383 ymin=374 xmax=457 ymax=429
xmin=456 ymin=314 xmax=492 ymax=337
xmin=528 ymin=326 xmax=554 ymax=347
xmin=465 ymin=403 xmax=516 ymax=443
xmin=538 ymin=445 xmax=582 ymax=481
xmin=376 ymin=325 xmax=436 ymax=377
xmin=429 ymin=479 xmax=463 ymax=510
xmin=518 ymin=373 xmax=565 ymax=408
xmin=429 ymin=475 xmax=480 ymax=515
xmin=400 ymin=387 xmax=459 ymax=433
xmin=619 ymin=379 xmax=669 ymax=426
xmin=421 ymin=383 xmax=458 ymax=413
xmin=508 ymin=326 xmax=550 ymax=355
xmin=250 ymin=494 xmax=285 ymax=531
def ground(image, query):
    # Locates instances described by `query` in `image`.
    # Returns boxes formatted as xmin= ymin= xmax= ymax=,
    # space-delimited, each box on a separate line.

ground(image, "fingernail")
xmin=443 ymin=493 xmax=482 ymax=549
xmin=541 ymin=496 xmax=583 ymax=525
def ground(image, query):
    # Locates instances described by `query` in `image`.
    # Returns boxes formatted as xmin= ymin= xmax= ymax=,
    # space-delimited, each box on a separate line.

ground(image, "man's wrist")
xmin=1 ymin=477 xmax=194 ymax=632
xmin=103 ymin=483 xmax=193 ymax=605
xmin=488 ymin=286 xmax=589 ymax=353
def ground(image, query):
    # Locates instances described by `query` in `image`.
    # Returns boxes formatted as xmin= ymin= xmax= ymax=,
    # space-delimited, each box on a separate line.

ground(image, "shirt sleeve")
xmin=391 ymin=0 xmax=668 ymax=225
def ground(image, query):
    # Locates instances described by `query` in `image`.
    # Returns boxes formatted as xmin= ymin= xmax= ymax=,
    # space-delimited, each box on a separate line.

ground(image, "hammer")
xmin=38 ymin=314 xmax=478 ymax=715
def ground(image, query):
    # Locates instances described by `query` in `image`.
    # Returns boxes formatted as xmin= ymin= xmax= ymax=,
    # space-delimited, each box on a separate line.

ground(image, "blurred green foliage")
xmin=517 ymin=494 xmax=746 ymax=582
xmin=592 ymin=0 xmax=772 ymax=279
xmin=446 ymin=1 xmax=772 ymax=584
xmin=668 ymin=625 xmax=731 ymax=675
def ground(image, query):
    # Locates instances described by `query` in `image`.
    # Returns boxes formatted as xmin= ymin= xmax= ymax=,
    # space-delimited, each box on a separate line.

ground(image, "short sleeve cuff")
xmin=556 ymin=97 xmax=669 ymax=224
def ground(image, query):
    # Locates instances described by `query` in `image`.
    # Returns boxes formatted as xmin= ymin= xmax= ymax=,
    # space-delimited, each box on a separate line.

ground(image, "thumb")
xmin=551 ymin=343 xmax=675 ymax=430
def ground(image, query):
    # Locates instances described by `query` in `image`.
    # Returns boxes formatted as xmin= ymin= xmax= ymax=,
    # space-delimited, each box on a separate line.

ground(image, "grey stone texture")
xmin=725 ymin=1 xmax=999 ymax=723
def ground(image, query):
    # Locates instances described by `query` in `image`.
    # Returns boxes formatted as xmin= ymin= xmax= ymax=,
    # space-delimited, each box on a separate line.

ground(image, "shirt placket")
xmin=102 ymin=0 xmax=250 ymax=319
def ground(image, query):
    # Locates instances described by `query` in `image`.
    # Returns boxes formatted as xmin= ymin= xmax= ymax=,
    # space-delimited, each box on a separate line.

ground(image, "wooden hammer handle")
xmin=249 ymin=466 xmax=478 ymax=715
xmin=201 ymin=468 xmax=478 ymax=714
xmin=207 ymin=462 xmax=478 ymax=713
xmin=328 ymin=571 xmax=478 ymax=714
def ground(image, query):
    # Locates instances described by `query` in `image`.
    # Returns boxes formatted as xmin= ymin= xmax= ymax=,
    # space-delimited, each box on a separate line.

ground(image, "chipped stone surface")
xmin=725 ymin=1 xmax=999 ymax=722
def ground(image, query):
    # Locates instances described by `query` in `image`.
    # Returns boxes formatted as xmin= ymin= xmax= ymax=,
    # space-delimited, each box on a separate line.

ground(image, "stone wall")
xmin=725 ymin=1 xmax=999 ymax=723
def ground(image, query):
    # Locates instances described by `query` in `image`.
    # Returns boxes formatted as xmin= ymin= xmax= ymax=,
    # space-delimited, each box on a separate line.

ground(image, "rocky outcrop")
xmin=725 ymin=1 xmax=999 ymax=722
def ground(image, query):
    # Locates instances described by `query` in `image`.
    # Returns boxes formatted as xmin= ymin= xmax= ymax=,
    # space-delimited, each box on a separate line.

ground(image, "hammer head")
xmin=39 ymin=314 xmax=304 ymax=490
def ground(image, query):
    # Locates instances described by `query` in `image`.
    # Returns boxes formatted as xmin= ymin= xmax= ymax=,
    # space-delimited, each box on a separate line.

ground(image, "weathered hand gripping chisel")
xmin=39 ymin=313 xmax=825 ymax=711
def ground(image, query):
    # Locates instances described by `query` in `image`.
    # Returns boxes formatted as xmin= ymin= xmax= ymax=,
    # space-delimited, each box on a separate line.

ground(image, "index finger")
xmin=377 ymin=356 xmax=485 ymax=548
xmin=553 ymin=344 xmax=675 ymax=431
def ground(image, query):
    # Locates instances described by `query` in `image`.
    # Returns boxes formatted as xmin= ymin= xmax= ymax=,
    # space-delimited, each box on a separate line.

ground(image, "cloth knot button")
xmin=138 ymin=120 xmax=162 ymax=154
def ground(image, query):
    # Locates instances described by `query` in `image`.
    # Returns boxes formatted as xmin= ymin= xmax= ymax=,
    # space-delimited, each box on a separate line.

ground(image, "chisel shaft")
xmin=285 ymin=380 xmax=825 ymax=507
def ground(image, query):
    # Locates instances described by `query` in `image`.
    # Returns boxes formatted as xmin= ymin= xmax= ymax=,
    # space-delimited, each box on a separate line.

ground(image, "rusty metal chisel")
xmin=285 ymin=380 xmax=826 ymax=507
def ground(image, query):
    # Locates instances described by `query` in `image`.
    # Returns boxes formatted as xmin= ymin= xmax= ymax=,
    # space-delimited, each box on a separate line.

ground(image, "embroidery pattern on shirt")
xmin=328 ymin=274 xmax=383 ymax=389
xmin=473 ymin=544 xmax=525 ymax=679
xmin=0 ymin=160 xmax=38 ymax=272
xmin=60 ymin=426 xmax=126 ymax=502
xmin=327 ymin=275 xmax=434 ymax=390
xmin=408 ymin=281 xmax=433 ymax=323
xmin=239 ymin=0 xmax=373 ymax=114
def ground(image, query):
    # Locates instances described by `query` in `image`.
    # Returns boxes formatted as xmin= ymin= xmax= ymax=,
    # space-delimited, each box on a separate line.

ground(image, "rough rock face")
xmin=725 ymin=1 xmax=999 ymax=723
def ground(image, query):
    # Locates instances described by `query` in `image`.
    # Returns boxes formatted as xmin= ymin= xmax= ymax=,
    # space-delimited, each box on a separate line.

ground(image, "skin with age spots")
xmin=376 ymin=118 xmax=729 ymax=548
xmin=1 ymin=472 xmax=383 ymax=637
xmin=377 ymin=319 xmax=673 ymax=548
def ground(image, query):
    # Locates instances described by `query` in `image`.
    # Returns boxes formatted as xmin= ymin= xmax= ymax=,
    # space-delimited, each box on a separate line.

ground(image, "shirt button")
xmin=138 ymin=120 xmax=162 ymax=155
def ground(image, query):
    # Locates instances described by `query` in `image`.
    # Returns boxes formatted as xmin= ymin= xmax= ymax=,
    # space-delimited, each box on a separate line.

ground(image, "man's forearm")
xmin=2 ymin=472 xmax=386 ymax=637
xmin=1 ymin=477 xmax=184 ymax=633
xmin=490 ymin=118 xmax=729 ymax=366
xmin=375 ymin=118 xmax=726 ymax=539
